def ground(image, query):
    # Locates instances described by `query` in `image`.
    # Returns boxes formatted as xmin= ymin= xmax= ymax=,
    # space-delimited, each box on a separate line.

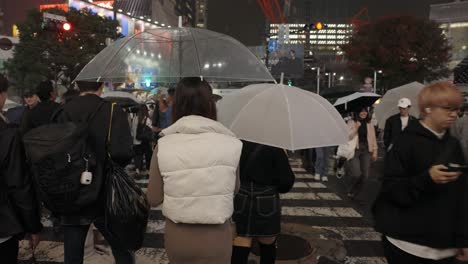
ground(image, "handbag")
xmin=337 ymin=135 xmax=358 ymax=161
xmin=136 ymin=121 xmax=153 ymax=142
xmin=104 ymin=103 xmax=150 ymax=251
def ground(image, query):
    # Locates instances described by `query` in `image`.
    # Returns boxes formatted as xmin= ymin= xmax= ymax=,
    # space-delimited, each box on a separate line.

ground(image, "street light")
xmin=373 ymin=70 xmax=383 ymax=93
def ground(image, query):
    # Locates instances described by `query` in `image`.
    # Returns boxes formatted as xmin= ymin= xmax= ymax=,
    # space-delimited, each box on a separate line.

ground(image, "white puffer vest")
xmin=157 ymin=115 xmax=242 ymax=224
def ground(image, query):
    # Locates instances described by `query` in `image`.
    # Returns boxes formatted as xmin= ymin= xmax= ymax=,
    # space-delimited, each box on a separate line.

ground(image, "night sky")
xmin=207 ymin=0 xmax=460 ymax=46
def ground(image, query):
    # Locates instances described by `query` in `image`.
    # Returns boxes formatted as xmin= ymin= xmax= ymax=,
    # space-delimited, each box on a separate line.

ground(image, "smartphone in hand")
xmin=444 ymin=163 xmax=468 ymax=173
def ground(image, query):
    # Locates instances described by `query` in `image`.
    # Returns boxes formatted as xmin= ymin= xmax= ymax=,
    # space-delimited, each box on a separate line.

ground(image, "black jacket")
xmin=373 ymin=121 xmax=468 ymax=248
xmin=55 ymin=94 xmax=134 ymax=224
xmin=20 ymin=100 xmax=60 ymax=135
xmin=239 ymin=141 xmax=295 ymax=193
xmin=0 ymin=119 xmax=42 ymax=238
xmin=383 ymin=113 xmax=418 ymax=149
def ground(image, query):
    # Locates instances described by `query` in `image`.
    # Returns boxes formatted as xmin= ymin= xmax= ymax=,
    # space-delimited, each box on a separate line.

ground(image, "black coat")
xmin=20 ymin=100 xmax=60 ymax=135
xmin=55 ymin=94 xmax=134 ymax=224
xmin=234 ymin=141 xmax=295 ymax=236
xmin=373 ymin=121 xmax=468 ymax=248
xmin=383 ymin=113 xmax=417 ymax=148
xmin=239 ymin=141 xmax=295 ymax=193
xmin=0 ymin=119 xmax=42 ymax=237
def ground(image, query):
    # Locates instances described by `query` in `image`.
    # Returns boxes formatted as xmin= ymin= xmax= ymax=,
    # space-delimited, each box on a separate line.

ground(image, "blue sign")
xmin=268 ymin=40 xmax=278 ymax=52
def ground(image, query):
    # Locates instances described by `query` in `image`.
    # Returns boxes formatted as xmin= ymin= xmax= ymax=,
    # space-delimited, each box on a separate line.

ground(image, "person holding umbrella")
xmin=346 ymin=107 xmax=378 ymax=199
xmin=383 ymin=98 xmax=418 ymax=151
xmin=231 ymin=141 xmax=295 ymax=264
xmin=373 ymin=82 xmax=468 ymax=263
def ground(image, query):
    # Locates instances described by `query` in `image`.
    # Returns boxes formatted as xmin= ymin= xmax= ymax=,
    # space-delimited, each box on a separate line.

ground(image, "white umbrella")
xmin=374 ymin=82 xmax=424 ymax=129
xmin=4 ymin=99 xmax=20 ymax=110
xmin=217 ymin=83 xmax=349 ymax=151
xmin=333 ymin=92 xmax=381 ymax=113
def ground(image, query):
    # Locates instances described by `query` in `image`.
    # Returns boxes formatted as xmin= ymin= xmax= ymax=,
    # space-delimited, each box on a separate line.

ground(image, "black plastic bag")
xmin=105 ymin=161 xmax=149 ymax=251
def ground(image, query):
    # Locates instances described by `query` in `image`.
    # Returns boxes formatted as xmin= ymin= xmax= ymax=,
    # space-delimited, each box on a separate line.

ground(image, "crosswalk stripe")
xmin=143 ymin=182 xmax=327 ymax=193
xmin=26 ymin=158 xmax=384 ymax=262
xmin=18 ymin=240 xmax=171 ymax=264
xmin=295 ymin=173 xmax=315 ymax=179
xmin=281 ymin=192 xmax=341 ymax=200
xmin=344 ymin=257 xmax=387 ymax=264
xmin=282 ymin=207 xmax=362 ymax=218
xmin=292 ymin=167 xmax=307 ymax=172
xmin=317 ymin=227 xmax=381 ymax=241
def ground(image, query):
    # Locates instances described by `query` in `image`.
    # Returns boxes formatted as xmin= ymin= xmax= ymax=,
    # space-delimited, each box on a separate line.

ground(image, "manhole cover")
xmin=251 ymin=234 xmax=313 ymax=260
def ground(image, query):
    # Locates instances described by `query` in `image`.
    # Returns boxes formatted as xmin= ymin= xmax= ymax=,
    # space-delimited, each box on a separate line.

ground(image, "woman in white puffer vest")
xmin=147 ymin=77 xmax=242 ymax=264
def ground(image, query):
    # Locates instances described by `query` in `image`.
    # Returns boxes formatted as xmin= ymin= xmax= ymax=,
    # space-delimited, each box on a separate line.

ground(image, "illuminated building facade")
xmin=430 ymin=1 xmax=468 ymax=68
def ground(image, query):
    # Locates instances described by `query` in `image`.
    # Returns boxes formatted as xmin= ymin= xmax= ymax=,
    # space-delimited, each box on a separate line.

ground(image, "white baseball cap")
xmin=398 ymin=98 xmax=411 ymax=108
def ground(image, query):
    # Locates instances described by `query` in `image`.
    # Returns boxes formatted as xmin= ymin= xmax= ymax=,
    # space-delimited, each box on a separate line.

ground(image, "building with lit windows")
xmin=268 ymin=23 xmax=353 ymax=62
xmin=175 ymin=0 xmax=196 ymax=27
xmin=195 ymin=0 xmax=207 ymax=28
xmin=430 ymin=0 xmax=468 ymax=68
xmin=1 ymin=0 xmax=177 ymax=37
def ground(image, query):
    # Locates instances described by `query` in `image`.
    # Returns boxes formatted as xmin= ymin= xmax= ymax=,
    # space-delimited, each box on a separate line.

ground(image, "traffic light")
xmin=315 ymin=22 xmax=323 ymax=30
xmin=62 ymin=22 xmax=72 ymax=31
xmin=303 ymin=22 xmax=326 ymax=31
xmin=287 ymin=80 xmax=293 ymax=86
xmin=42 ymin=20 xmax=72 ymax=33
xmin=144 ymin=77 xmax=152 ymax=88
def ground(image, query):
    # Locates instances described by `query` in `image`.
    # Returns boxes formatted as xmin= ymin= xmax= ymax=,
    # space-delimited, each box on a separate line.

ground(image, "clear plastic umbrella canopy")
xmin=75 ymin=27 xmax=275 ymax=83
xmin=217 ymin=83 xmax=349 ymax=151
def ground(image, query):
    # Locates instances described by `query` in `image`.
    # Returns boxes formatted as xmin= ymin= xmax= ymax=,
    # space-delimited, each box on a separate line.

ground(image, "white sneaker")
xmin=322 ymin=176 xmax=328 ymax=182
xmin=314 ymin=174 xmax=321 ymax=181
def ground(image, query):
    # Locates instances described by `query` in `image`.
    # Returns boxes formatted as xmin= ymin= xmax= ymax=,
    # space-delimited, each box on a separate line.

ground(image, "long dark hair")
xmin=172 ymin=77 xmax=217 ymax=123
xmin=137 ymin=105 xmax=149 ymax=124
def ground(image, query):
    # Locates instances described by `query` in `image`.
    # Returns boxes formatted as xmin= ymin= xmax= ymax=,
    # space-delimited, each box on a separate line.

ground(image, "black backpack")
xmin=22 ymin=103 xmax=105 ymax=215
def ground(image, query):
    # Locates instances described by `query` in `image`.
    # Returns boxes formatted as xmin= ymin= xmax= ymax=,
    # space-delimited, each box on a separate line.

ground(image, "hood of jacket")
xmin=404 ymin=120 xmax=451 ymax=142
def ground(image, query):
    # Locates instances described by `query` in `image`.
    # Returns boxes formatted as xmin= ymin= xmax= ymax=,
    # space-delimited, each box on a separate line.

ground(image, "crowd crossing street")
xmin=16 ymin=158 xmax=387 ymax=264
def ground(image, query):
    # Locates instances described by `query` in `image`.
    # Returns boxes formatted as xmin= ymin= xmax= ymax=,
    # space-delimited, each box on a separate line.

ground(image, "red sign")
xmin=39 ymin=4 xmax=69 ymax=12
xmin=92 ymin=1 xmax=114 ymax=8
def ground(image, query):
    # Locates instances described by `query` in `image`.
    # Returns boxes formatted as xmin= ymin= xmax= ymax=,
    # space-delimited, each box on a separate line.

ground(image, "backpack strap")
xmin=106 ymin=102 xmax=117 ymax=153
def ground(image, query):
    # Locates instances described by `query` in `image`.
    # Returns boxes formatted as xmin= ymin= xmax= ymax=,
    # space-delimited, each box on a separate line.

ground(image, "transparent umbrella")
xmin=217 ymin=83 xmax=349 ymax=151
xmin=75 ymin=27 xmax=274 ymax=83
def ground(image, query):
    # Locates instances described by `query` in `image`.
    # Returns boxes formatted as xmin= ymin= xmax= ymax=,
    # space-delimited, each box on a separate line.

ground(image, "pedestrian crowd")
xmin=2 ymin=72 xmax=468 ymax=264
xmin=0 ymin=75 xmax=295 ymax=264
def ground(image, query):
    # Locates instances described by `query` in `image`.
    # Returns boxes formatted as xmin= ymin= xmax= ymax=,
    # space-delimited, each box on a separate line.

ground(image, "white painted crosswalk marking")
xmin=18 ymin=240 xmax=171 ymax=264
xmin=292 ymin=167 xmax=307 ymax=172
xmin=282 ymin=206 xmax=362 ymax=218
xmin=24 ymin=158 xmax=385 ymax=263
xmin=281 ymin=192 xmax=342 ymax=200
xmin=295 ymin=173 xmax=315 ymax=179
xmin=345 ymin=257 xmax=387 ymax=264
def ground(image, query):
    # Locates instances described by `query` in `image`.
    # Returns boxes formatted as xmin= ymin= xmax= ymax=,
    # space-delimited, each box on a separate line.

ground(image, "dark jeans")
xmin=383 ymin=237 xmax=455 ymax=264
xmin=133 ymin=143 xmax=152 ymax=171
xmin=346 ymin=142 xmax=371 ymax=196
xmin=63 ymin=219 xmax=135 ymax=264
xmin=0 ymin=237 xmax=19 ymax=264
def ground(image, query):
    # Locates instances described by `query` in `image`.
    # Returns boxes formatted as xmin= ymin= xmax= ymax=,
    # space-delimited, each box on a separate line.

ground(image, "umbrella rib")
xmin=279 ymin=85 xmax=295 ymax=150
xmin=187 ymin=28 xmax=203 ymax=76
